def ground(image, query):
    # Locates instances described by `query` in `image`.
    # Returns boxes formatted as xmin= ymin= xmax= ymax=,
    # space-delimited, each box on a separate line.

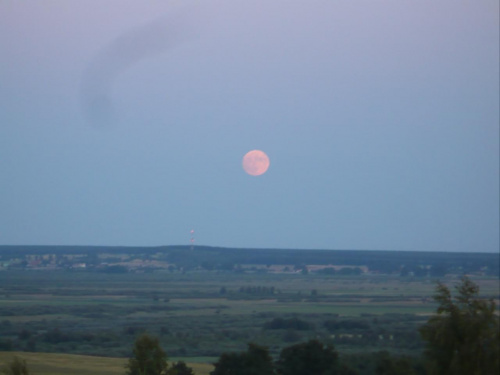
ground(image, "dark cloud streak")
xmin=79 ymin=7 xmax=197 ymax=128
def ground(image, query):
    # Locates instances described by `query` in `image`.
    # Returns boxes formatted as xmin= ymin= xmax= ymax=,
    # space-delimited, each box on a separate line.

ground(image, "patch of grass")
xmin=0 ymin=352 xmax=213 ymax=375
xmin=0 ymin=352 xmax=127 ymax=375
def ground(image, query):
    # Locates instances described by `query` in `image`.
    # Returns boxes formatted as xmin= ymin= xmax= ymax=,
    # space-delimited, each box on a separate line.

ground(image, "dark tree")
xmin=210 ymin=343 xmax=274 ymax=375
xmin=1 ymin=356 xmax=31 ymax=375
xmin=276 ymin=339 xmax=340 ymax=375
xmin=170 ymin=361 xmax=194 ymax=375
xmin=210 ymin=352 xmax=241 ymax=375
xmin=126 ymin=334 xmax=169 ymax=375
xmin=419 ymin=276 xmax=499 ymax=375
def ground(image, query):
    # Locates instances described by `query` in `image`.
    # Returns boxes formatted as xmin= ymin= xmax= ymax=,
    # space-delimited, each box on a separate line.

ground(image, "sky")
xmin=0 ymin=0 xmax=498 ymax=252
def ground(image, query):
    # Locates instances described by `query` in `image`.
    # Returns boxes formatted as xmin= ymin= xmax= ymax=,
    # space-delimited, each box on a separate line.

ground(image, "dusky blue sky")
xmin=1 ymin=1 xmax=498 ymax=252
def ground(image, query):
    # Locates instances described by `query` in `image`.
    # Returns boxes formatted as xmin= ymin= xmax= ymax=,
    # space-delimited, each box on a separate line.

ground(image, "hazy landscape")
xmin=1 ymin=246 xmax=498 ymax=374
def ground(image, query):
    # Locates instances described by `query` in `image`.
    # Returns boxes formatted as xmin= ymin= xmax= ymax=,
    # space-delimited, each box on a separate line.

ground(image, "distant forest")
xmin=0 ymin=245 xmax=498 ymax=277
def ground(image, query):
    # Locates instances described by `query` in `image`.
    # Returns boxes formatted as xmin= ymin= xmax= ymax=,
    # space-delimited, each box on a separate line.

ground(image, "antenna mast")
xmin=190 ymin=229 xmax=195 ymax=250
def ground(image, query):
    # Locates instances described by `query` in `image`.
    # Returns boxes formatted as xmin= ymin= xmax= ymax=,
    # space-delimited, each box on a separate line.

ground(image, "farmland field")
xmin=0 ymin=352 xmax=213 ymax=375
xmin=1 ymin=270 xmax=498 ymax=361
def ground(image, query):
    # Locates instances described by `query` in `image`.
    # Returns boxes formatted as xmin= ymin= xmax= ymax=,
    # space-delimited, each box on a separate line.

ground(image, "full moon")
xmin=242 ymin=150 xmax=270 ymax=176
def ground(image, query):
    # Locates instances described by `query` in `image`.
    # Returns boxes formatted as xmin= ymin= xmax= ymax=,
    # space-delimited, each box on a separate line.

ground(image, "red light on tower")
xmin=190 ymin=229 xmax=195 ymax=250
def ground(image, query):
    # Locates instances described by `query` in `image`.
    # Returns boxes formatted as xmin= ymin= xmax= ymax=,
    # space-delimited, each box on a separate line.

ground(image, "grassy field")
xmin=0 ymin=352 xmax=213 ymax=375
xmin=0 ymin=270 xmax=498 ymax=359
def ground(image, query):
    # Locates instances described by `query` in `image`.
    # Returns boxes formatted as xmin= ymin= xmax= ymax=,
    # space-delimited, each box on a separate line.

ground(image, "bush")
xmin=0 ymin=356 xmax=31 ymax=375
xmin=276 ymin=339 xmax=339 ymax=375
xmin=211 ymin=343 xmax=274 ymax=375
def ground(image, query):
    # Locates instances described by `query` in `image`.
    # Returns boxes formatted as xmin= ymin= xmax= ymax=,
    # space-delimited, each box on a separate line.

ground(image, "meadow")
xmin=1 ymin=270 xmax=498 ymax=361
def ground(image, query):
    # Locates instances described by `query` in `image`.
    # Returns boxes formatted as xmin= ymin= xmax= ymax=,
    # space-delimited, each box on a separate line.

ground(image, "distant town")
xmin=0 ymin=245 xmax=497 ymax=277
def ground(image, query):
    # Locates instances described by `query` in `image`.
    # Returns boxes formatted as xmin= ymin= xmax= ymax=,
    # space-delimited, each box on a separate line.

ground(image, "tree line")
xmin=2 ymin=245 xmax=498 ymax=276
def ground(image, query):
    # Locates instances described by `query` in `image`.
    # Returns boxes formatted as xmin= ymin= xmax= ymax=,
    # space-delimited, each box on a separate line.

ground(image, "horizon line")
xmin=0 ymin=244 xmax=498 ymax=255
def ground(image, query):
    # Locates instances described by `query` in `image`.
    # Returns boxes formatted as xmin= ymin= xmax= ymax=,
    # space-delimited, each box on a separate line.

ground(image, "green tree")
xmin=126 ymin=334 xmax=169 ymax=375
xmin=210 ymin=352 xmax=241 ymax=375
xmin=276 ymin=339 xmax=340 ymax=375
xmin=210 ymin=343 xmax=274 ymax=375
xmin=170 ymin=361 xmax=194 ymax=375
xmin=1 ymin=356 xmax=31 ymax=375
xmin=419 ymin=276 xmax=499 ymax=375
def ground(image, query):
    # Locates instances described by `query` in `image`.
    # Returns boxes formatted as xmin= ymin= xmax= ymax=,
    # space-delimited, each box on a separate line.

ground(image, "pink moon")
xmin=242 ymin=150 xmax=270 ymax=176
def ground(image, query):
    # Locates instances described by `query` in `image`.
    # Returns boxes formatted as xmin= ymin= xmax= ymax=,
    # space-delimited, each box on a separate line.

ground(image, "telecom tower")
xmin=190 ymin=229 xmax=195 ymax=250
